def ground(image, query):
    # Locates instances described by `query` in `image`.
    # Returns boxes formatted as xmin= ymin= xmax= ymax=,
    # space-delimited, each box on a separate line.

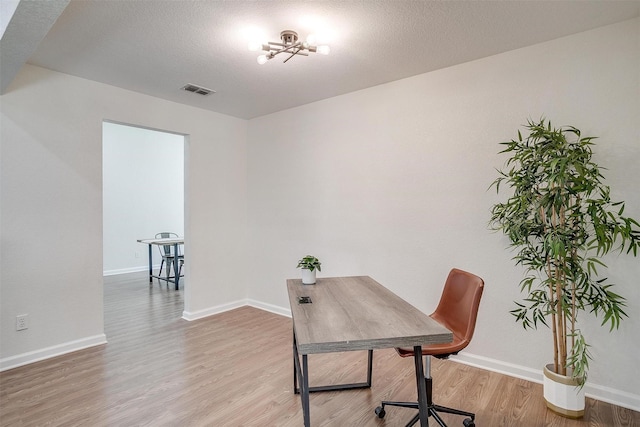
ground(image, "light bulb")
xmin=257 ymin=55 xmax=269 ymax=65
xmin=317 ymin=45 xmax=330 ymax=55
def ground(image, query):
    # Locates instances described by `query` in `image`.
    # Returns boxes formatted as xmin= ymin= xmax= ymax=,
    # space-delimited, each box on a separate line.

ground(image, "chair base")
xmin=375 ymin=400 xmax=475 ymax=427
xmin=375 ymin=356 xmax=475 ymax=427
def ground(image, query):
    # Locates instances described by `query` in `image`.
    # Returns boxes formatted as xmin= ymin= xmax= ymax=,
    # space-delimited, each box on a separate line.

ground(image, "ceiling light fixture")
xmin=249 ymin=30 xmax=330 ymax=65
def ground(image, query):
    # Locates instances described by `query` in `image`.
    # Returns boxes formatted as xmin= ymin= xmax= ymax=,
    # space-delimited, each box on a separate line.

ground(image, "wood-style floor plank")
xmin=1 ymin=272 xmax=638 ymax=426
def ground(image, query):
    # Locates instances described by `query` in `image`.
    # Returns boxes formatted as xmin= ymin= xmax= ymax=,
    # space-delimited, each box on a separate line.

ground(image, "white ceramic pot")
xmin=543 ymin=364 xmax=585 ymax=418
xmin=301 ymin=269 xmax=316 ymax=285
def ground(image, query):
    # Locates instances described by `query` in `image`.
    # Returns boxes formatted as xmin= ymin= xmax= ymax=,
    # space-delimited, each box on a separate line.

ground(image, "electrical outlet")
xmin=16 ymin=314 xmax=28 ymax=331
xmin=135 ymin=251 xmax=140 ymax=259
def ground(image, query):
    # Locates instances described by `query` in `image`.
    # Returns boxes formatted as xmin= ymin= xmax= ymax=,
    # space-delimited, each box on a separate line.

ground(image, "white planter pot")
xmin=543 ymin=364 xmax=585 ymax=419
xmin=301 ymin=269 xmax=316 ymax=285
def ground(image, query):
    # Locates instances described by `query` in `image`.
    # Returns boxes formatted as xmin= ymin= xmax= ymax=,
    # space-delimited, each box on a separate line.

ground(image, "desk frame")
xmin=292 ymin=331 xmax=374 ymax=394
xmin=137 ymin=238 xmax=184 ymax=290
xmin=287 ymin=276 xmax=452 ymax=426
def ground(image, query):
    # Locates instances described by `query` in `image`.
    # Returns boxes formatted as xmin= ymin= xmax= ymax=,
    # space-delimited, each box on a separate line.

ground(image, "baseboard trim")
xmin=452 ymin=352 xmax=543 ymax=383
xmin=247 ymin=299 xmax=292 ymax=317
xmin=451 ymin=352 xmax=640 ymax=412
xmin=0 ymin=334 xmax=107 ymax=372
xmin=583 ymin=381 xmax=640 ymax=412
xmin=103 ymin=265 xmax=159 ymax=276
xmin=182 ymin=300 xmax=248 ymax=321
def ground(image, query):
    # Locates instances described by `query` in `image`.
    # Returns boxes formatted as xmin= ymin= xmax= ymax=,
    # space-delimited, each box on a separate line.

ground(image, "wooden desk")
xmin=287 ymin=276 xmax=453 ymax=426
xmin=137 ymin=237 xmax=184 ymax=290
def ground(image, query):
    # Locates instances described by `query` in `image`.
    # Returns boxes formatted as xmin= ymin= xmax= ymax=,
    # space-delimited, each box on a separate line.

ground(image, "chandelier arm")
xmin=268 ymin=42 xmax=308 ymax=56
xmin=267 ymin=41 xmax=317 ymax=50
xmin=283 ymin=48 xmax=301 ymax=63
xmin=266 ymin=41 xmax=288 ymax=48
xmin=280 ymin=48 xmax=309 ymax=57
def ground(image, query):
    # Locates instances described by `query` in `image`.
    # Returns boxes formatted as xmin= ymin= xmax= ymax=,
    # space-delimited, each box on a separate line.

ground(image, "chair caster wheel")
xmin=375 ymin=406 xmax=386 ymax=419
xmin=463 ymin=418 xmax=475 ymax=427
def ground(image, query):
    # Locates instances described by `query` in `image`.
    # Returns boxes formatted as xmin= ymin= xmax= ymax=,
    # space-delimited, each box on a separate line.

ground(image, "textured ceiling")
xmin=4 ymin=1 xmax=640 ymax=119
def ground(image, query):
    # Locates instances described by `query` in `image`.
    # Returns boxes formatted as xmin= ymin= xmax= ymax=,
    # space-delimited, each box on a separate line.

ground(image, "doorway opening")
xmin=102 ymin=121 xmax=185 ymax=301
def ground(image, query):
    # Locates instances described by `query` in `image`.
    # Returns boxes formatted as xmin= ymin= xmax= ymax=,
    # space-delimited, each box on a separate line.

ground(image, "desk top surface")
xmin=137 ymin=237 xmax=184 ymax=245
xmin=287 ymin=276 xmax=452 ymax=354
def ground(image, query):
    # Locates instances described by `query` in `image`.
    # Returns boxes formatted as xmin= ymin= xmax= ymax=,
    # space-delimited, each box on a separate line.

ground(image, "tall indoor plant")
xmin=489 ymin=118 xmax=639 ymax=415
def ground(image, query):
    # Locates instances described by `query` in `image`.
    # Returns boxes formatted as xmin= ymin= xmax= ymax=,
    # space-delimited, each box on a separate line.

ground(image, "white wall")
xmin=0 ymin=64 xmax=248 ymax=369
xmin=102 ymin=122 xmax=184 ymax=275
xmin=247 ymin=18 xmax=640 ymax=409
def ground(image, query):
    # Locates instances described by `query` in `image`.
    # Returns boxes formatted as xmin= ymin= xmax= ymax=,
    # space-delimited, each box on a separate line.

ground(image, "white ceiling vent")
xmin=181 ymin=83 xmax=215 ymax=96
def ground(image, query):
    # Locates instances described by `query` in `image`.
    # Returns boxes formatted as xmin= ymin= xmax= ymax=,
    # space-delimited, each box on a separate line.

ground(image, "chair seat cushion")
xmin=395 ymin=333 xmax=469 ymax=358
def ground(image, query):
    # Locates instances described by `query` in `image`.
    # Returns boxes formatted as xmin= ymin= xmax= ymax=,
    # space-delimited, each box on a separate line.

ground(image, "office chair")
xmin=375 ymin=268 xmax=484 ymax=427
xmin=155 ymin=232 xmax=183 ymax=279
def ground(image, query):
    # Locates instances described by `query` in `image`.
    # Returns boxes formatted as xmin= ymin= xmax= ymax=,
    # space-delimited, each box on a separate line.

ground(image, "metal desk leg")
xmin=293 ymin=331 xmax=298 ymax=394
xmin=147 ymin=243 xmax=153 ymax=283
xmin=302 ymin=354 xmax=310 ymax=427
xmin=367 ymin=348 xmax=373 ymax=385
xmin=292 ymin=331 xmax=310 ymax=425
xmin=292 ymin=330 xmax=372 ymax=426
xmin=414 ymin=346 xmax=429 ymax=426
xmin=173 ymin=243 xmax=179 ymax=290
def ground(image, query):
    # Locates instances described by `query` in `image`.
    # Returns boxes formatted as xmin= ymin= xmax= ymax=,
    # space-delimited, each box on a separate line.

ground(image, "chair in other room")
xmin=155 ymin=232 xmax=183 ymax=279
xmin=374 ymin=268 xmax=484 ymax=427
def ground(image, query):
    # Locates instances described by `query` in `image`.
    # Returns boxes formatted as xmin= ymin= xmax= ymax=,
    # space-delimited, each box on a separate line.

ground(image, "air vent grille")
xmin=181 ymin=84 xmax=215 ymax=96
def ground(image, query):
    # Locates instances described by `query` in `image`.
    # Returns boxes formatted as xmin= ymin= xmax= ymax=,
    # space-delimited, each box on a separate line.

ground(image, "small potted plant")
xmin=297 ymin=255 xmax=322 ymax=285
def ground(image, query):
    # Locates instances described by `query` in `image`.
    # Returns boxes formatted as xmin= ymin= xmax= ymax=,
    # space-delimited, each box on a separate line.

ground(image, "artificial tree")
xmin=489 ymin=118 xmax=640 ymax=381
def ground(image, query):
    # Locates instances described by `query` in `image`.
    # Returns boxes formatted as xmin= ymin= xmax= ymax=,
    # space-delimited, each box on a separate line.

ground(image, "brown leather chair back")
xmin=430 ymin=268 xmax=484 ymax=352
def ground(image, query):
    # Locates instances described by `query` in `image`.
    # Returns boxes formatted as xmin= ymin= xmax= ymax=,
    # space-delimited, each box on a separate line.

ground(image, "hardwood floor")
xmin=1 ymin=272 xmax=638 ymax=426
